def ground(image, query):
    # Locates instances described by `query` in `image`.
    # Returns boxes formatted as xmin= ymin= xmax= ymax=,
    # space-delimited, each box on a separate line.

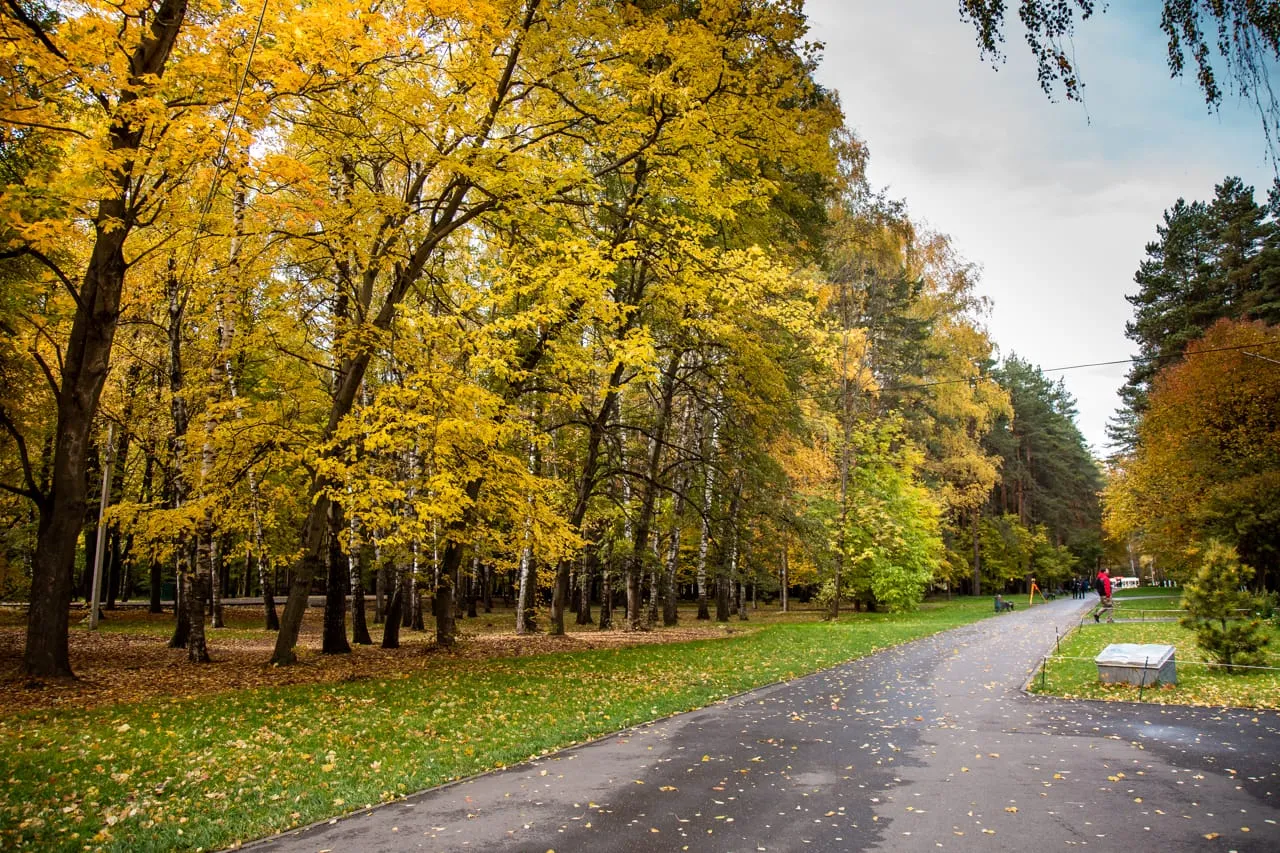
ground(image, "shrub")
xmin=1180 ymin=541 xmax=1270 ymax=673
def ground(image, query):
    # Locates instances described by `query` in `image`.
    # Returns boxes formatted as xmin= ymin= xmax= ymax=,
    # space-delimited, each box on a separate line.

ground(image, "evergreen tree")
xmin=1110 ymin=177 xmax=1280 ymax=448
xmin=985 ymin=358 xmax=1103 ymax=566
xmin=1181 ymin=541 xmax=1270 ymax=674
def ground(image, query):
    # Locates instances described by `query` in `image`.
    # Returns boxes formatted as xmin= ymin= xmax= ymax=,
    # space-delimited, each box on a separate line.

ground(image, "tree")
xmin=2 ymin=0 xmax=204 ymax=677
xmin=1111 ymin=319 xmax=1280 ymax=588
xmin=1111 ymin=178 xmax=1280 ymax=446
xmin=985 ymin=357 xmax=1102 ymax=566
xmin=1180 ymin=541 xmax=1271 ymax=673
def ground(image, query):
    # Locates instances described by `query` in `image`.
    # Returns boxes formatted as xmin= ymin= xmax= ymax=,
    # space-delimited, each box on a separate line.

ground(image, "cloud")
xmin=805 ymin=0 xmax=1273 ymax=450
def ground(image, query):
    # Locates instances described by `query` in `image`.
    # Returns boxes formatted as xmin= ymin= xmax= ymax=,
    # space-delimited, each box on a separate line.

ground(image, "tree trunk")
xmin=516 ymin=544 xmax=537 ymax=634
xmin=81 ymin=522 xmax=97 ymax=604
xmin=183 ymin=560 xmax=211 ymax=663
xmin=716 ymin=474 xmax=742 ymax=622
xmin=972 ymin=506 xmax=982 ymax=596
xmin=207 ymin=535 xmax=224 ymax=627
xmin=780 ymin=544 xmax=789 ymax=613
xmin=162 ymin=259 xmax=209 ymax=662
xmin=662 ymin=522 xmax=680 ymax=627
xmin=322 ymin=502 xmax=351 ymax=654
xmin=577 ymin=545 xmax=595 ymax=626
xmin=433 ymin=535 xmax=472 ymax=647
xmin=647 ymin=558 xmax=660 ymax=628
xmin=21 ymin=0 xmax=191 ymax=678
xmin=374 ymin=555 xmax=387 ymax=624
xmin=695 ymin=400 xmax=720 ymax=621
xmin=408 ymin=560 xmax=423 ymax=631
xmin=452 ymin=554 xmax=464 ymax=621
xmin=598 ymin=560 xmax=613 ymax=631
xmin=169 ymin=551 xmax=189 ymax=649
xmin=141 ymin=449 xmax=164 ymax=614
xmin=625 ymin=352 xmax=682 ymax=630
xmin=402 ymin=541 xmax=417 ymax=630
xmin=149 ymin=559 xmax=163 ymax=614
xmin=381 ymin=571 xmax=403 ymax=650
xmin=660 ymin=442 xmax=688 ymax=629
xmin=715 ymin=578 xmax=730 ymax=622
xmin=106 ymin=529 xmax=122 ymax=610
xmin=224 ymin=275 xmax=275 ymax=629
xmin=466 ymin=556 xmax=480 ymax=618
xmin=258 ymin=543 xmax=279 ymax=631
xmin=350 ymin=544 xmax=373 ymax=645
xmin=433 ymin=579 xmax=455 ymax=647
xmin=552 ymin=363 xmax=627 ymax=634
xmin=104 ymin=381 xmax=136 ymax=612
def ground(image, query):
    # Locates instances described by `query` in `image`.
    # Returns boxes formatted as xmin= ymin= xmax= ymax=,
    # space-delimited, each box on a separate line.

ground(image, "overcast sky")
xmin=805 ymin=0 xmax=1275 ymax=454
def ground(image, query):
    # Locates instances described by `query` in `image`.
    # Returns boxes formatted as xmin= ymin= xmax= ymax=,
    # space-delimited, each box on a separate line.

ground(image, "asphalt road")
xmin=241 ymin=598 xmax=1280 ymax=852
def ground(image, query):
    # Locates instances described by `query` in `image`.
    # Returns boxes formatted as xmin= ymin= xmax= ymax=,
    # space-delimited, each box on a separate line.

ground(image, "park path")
xmin=242 ymin=599 xmax=1280 ymax=852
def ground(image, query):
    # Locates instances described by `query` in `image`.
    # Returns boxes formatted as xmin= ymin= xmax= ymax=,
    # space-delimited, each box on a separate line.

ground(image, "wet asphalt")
xmin=241 ymin=598 xmax=1280 ymax=852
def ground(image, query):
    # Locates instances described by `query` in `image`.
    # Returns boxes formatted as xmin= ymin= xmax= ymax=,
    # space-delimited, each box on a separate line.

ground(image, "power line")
xmin=879 ymin=338 xmax=1280 ymax=394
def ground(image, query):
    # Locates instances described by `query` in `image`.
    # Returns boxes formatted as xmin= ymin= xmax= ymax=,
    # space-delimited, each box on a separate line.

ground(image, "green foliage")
xmin=1181 ymin=542 xmax=1271 ymax=672
xmin=951 ymin=513 xmax=1077 ymax=592
xmin=984 ymin=357 xmax=1103 ymax=565
xmin=816 ymin=420 xmax=943 ymax=612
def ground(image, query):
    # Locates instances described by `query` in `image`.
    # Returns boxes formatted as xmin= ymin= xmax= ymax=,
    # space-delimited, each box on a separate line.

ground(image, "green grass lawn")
xmin=0 ymin=597 xmax=997 ymax=852
xmin=1030 ymin=618 xmax=1280 ymax=709
xmin=1111 ymin=586 xmax=1181 ymax=597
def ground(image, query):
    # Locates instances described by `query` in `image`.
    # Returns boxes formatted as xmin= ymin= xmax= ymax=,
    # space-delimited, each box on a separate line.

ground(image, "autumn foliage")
xmin=1 ymin=0 xmax=1103 ymax=678
xmin=1107 ymin=319 xmax=1280 ymax=588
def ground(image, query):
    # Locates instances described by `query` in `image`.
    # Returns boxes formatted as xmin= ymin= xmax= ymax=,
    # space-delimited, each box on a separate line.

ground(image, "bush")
xmin=1180 ymin=541 xmax=1270 ymax=673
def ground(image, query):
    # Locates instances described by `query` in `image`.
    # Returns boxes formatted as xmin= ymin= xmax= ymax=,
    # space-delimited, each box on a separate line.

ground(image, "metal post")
xmin=1040 ymin=656 xmax=1047 ymax=690
xmin=1139 ymin=656 xmax=1149 ymax=701
xmin=89 ymin=424 xmax=116 ymax=630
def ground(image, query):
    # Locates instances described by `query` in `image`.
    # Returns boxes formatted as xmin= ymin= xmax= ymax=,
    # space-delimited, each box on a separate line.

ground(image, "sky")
xmin=804 ymin=1 xmax=1276 ymax=454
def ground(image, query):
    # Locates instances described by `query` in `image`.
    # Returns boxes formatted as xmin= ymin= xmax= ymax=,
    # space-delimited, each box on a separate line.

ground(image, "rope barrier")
xmin=1042 ymin=654 xmax=1280 ymax=673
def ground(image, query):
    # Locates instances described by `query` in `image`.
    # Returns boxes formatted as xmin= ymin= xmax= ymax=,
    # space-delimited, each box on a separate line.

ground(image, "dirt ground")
xmin=0 ymin=603 xmax=752 ymax=716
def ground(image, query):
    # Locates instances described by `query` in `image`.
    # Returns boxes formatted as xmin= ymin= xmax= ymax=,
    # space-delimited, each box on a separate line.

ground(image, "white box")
xmin=1094 ymin=643 xmax=1177 ymax=686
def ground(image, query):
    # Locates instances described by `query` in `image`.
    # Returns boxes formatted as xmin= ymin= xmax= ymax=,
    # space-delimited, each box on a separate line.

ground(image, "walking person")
xmin=1093 ymin=568 xmax=1114 ymax=623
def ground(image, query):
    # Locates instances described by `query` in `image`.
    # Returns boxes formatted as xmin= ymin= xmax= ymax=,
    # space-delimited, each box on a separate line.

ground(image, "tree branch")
xmin=0 ymin=404 xmax=46 ymax=504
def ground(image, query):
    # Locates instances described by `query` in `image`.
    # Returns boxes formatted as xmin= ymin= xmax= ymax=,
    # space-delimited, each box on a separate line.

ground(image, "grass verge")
xmin=1 ymin=597 xmax=995 ymax=852
xmin=1029 ymin=619 xmax=1280 ymax=709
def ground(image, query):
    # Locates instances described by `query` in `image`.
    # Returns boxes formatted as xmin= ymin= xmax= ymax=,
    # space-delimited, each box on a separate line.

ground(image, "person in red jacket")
xmin=1093 ymin=568 xmax=1114 ymax=623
